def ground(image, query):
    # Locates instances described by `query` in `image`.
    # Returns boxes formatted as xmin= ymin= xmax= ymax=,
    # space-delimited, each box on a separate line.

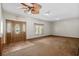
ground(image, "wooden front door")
xmin=6 ymin=20 xmax=26 ymax=44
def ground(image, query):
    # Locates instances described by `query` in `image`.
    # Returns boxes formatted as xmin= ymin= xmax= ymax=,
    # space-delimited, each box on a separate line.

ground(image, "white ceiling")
xmin=2 ymin=3 xmax=79 ymax=21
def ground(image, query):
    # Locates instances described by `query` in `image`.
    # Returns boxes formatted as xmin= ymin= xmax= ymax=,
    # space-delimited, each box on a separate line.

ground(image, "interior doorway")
xmin=6 ymin=20 xmax=26 ymax=45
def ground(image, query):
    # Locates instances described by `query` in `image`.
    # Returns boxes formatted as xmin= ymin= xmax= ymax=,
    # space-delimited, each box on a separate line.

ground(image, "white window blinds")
xmin=35 ymin=23 xmax=44 ymax=35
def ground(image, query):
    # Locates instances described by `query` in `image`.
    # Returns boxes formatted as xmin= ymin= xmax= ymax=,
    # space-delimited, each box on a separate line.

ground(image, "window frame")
xmin=34 ymin=23 xmax=44 ymax=35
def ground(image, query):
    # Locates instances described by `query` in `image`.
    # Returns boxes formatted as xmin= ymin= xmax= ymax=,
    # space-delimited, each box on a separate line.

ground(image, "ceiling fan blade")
xmin=21 ymin=3 xmax=28 ymax=6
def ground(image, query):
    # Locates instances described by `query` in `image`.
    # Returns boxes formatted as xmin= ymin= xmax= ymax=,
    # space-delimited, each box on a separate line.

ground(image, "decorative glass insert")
xmin=15 ymin=24 xmax=20 ymax=34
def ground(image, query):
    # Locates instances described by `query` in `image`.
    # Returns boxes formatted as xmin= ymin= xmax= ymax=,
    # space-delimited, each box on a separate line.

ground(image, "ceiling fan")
xmin=20 ymin=3 xmax=42 ymax=14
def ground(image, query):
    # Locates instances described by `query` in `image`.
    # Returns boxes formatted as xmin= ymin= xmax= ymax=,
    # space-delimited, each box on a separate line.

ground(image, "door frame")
xmin=6 ymin=19 xmax=27 ymax=44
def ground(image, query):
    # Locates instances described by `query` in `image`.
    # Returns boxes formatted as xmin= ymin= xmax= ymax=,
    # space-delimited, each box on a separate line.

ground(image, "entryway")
xmin=6 ymin=20 xmax=26 ymax=45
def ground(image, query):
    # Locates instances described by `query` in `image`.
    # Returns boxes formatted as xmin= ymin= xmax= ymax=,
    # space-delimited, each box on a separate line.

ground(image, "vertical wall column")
xmin=0 ymin=3 xmax=3 ymax=56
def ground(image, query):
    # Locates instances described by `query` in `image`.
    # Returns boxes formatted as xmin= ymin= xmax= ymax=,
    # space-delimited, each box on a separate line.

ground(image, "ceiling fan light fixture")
xmin=20 ymin=3 xmax=41 ymax=14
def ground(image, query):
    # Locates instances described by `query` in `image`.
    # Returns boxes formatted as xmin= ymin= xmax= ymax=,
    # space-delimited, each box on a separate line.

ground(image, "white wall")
xmin=0 ymin=4 xmax=1 ymax=37
xmin=0 ymin=4 xmax=1 ymax=20
xmin=2 ymin=10 xmax=79 ymax=44
xmin=51 ymin=19 xmax=79 ymax=38
xmin=3 ymin=11 xmax=51 ymax=40
xmin=26 ymin=17 xmax=51 ymax=39
xmin=0 ymin=4 xmax=3 ymax=37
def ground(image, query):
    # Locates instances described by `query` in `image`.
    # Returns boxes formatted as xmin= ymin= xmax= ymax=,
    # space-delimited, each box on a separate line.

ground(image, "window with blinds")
xmin=35 ymin=23 xmax=44 ymax=35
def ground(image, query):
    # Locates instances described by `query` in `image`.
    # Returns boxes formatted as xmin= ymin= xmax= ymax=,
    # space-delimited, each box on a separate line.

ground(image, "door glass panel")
xmin=22 ymin=24 xmax=26 ymax=32
xmin=7 ymin=22 xmax=12 ymax=33
xmin=15 ymin=24 xmax=20 ymax=34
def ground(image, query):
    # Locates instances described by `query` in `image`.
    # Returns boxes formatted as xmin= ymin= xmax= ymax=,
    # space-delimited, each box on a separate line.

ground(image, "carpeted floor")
xmin=2 ymin=36 xmax=79 ymax=56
